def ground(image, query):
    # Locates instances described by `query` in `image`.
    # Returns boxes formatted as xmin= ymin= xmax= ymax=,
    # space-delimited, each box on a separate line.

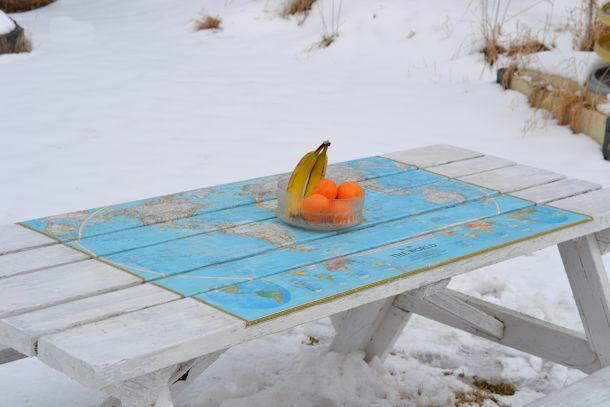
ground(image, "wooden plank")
xmin=0 ymin=224 xmax=55 ymax=256
xmin=382 ymin=144 xmax=483 ymax=168
xmin=362 ymin=279 xmax=450 ymax=362
xmin=0 ymin=260 xmax=139 ymax=320
xmin=559 ymin=234 xmax=610 ymax=366
xmin=597 ymin=228 xmax=610 ymax=255
xmin=459 ymin=165 xmax=565 ymax=193
xmin=38 ymin=299 xmax=242 ymax=389
xmin=0 ymin=244 xmax=89 ymax=280
xmin=396 ymin=290 xmax=504 ymax=340
xmin=0 ymin=345 xmax=26 ymax=364
xmin=525 ymin=366 xmax=610 ymax=407
xmin=396 ymin=289 xmax=599 ymax=373
xmin=427 ymin=155 xmax=515 ymax=178
xmin=550 ymin=188 xmax=610 ymax=219
xmin=510 ymin=178 xmax=601 ymax=204
xmin=36 ymin=202 xmax=610 ymax=390
xmin=0 ymin=284 xmax=177 ymax=356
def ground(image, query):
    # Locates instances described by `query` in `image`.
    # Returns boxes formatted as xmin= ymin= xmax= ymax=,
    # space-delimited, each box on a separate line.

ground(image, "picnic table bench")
xmin=1 ymin=144 xmax=610 ymax=406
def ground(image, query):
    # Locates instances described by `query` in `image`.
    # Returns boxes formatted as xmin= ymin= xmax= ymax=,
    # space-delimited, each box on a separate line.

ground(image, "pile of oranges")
xmin=300 ymin=179 xmax=364 ymax=225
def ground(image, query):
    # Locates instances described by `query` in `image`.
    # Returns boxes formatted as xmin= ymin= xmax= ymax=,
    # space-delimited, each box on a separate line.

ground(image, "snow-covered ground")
xmin=0 ymin=10 xmax=15 ymax=34
xmin=1 ymin=0 xmax=609 ymax=406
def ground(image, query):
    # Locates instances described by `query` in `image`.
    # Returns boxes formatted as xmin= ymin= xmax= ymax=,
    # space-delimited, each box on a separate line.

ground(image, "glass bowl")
xmin=275 ymin=178 xmax=364 ymax=231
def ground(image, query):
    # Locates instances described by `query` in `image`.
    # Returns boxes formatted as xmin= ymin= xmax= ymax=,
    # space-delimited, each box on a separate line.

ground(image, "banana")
xmin=285 ymin=141 xmax=331 ymax=216
xmin=304 ymin=143 xmax=328 ymax=196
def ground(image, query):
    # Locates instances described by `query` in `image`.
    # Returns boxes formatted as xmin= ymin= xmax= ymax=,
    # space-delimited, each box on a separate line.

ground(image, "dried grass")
xmin=472 ymin=378 xmax=516 ymax=396
xmin=282 ymin=0 xmax=315 ymax=17
xmin=0 ymin=0 xmax=52 ymax=12
xmin=317 ymin=0 xmax=341 ymax=48
xmin=454 ymin=389 xmax=498 ymax=407
xmin=0 ymin=27 xmax=31 ymax=55
xmin=194 ymin=15 xmax=221 ymax=31
xmin=479 ymin=1 xmax=553 ymax=65
xmin=528 ymin=83 xmax=594 ymax=131
xmin=506 ymin=37 xmax=548 ymax=56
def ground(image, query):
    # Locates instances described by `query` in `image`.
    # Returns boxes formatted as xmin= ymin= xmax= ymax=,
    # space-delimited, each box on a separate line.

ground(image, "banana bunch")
xmin=286 ymin=141 xmax=331 ymax=215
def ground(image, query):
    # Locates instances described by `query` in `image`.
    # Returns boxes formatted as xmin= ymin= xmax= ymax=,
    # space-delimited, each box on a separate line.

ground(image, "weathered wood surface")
xmin=0 ymin=260 xmax=140 ymax=320
xmin=396 ymin=289 xmax=504 ymax=340
xmin=0 ymin=244 xmax=88 ymax=280
xmin=559 ymin=234 xmax=610 ymax=366
xmin=459 ymin=164 xmax=564 ymax=193
xmin=382 ymin=144 xmax=483 ymax=168
xmin=526 ymin=365 xmax=610 ymax=407
xmin=597 ymin=228 xmax=610 ymax=255
xmin=510 ymin=178 xmax=601 ymax=204
xmin=0 ymin=284 xmax=178 ymax=356
xmin=396 ymin=289 xmax=599 ymax=373
xmin=426 ymin=155 xmax=515 ymax=178
xmin=360 ymin=279 xmax=450 ymax=362
xmin=0 ymin=224 xmax=56 ymax=256
xmin=2 ymin=145 xmax=609 ymax=396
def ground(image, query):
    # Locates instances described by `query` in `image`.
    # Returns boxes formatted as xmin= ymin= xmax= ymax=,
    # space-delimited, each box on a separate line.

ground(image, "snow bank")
xmin=0 ymin=10 xmax=15 ymax=35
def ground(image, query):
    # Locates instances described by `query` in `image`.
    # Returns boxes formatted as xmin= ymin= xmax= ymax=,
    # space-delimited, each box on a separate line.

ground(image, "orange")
xmin=329 ymin=199 xmax=353 ymax=225
xmin=337 ymin=182 xmax=364 ymax=199
xmin=301 ymin=193 xmax=330 ymax=222
xmin=313 ymin=178 xmax=338 ymax=200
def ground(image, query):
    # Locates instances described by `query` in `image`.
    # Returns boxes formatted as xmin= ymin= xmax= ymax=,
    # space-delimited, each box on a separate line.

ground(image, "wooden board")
xmin=510 ymin=178 xmax=601 ymax=204
xmin=459 ymin=165 xmax=564 ymax=193
xmin=0 ymin=284 xmax=178 ymax=356
xmin=382 ymin=144 xmax=483 ymax=168
xmin=526 ymin=366 xmax=610 ymax=406
xmin=0 ymin=224 xmax=56 ymax=256
xmin=0 ymin=260 xmax=140 ymax=320
xmin=0 ymin=244 xmax=89 ymax=280
xmin=426 ymin=155 xmax=515 ymax=178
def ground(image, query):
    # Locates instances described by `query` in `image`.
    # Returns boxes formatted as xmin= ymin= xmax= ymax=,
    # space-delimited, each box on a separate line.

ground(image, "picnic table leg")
xmin=330 ymin=280 xmax=450 ymax=362
xmin=100 ymin=350 xmax=225 ymax=407
xmin=559 ymin=234 xmax=610 ymax=367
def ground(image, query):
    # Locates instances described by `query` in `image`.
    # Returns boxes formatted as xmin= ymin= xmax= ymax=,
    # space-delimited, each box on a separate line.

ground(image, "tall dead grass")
xmin=565 ymin=0 xmax=610 ymax=51
xmin=0 ymin=25 xmax=31 ymax=54
xmin=479 ymin=0 xmax=551 ymax=65
xmin=317 ymin=0 xmax=342 ymax=48
xmin=282 ymin=0 xmax=315 ymax=17
xmin=0 ymin=0 xmax=53 ymax=12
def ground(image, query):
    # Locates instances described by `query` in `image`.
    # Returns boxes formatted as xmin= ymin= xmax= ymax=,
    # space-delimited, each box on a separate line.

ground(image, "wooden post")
xmin=330 ymin=280 xmax=450 ymax=362
xmin=559 ymin=234 xmax=610 ymax=366
xmin=100 ymin=351 xmax=224 ymax=407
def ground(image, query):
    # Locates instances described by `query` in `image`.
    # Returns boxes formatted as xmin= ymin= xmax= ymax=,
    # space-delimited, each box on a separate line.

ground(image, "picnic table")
xmin=1 ymin=144 xmax=610 ymax=406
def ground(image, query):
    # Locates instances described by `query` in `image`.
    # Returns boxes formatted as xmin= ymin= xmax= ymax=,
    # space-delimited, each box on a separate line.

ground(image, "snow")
xmin=1 ymin=0 xmax=610 ymax=406
xmin=0 ymin=11 xmax=14 ymax=35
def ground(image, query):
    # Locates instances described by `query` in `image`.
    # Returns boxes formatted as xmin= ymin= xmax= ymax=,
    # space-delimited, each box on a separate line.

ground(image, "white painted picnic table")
xmin=1 ymin=144 xmax=610 ymax=406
